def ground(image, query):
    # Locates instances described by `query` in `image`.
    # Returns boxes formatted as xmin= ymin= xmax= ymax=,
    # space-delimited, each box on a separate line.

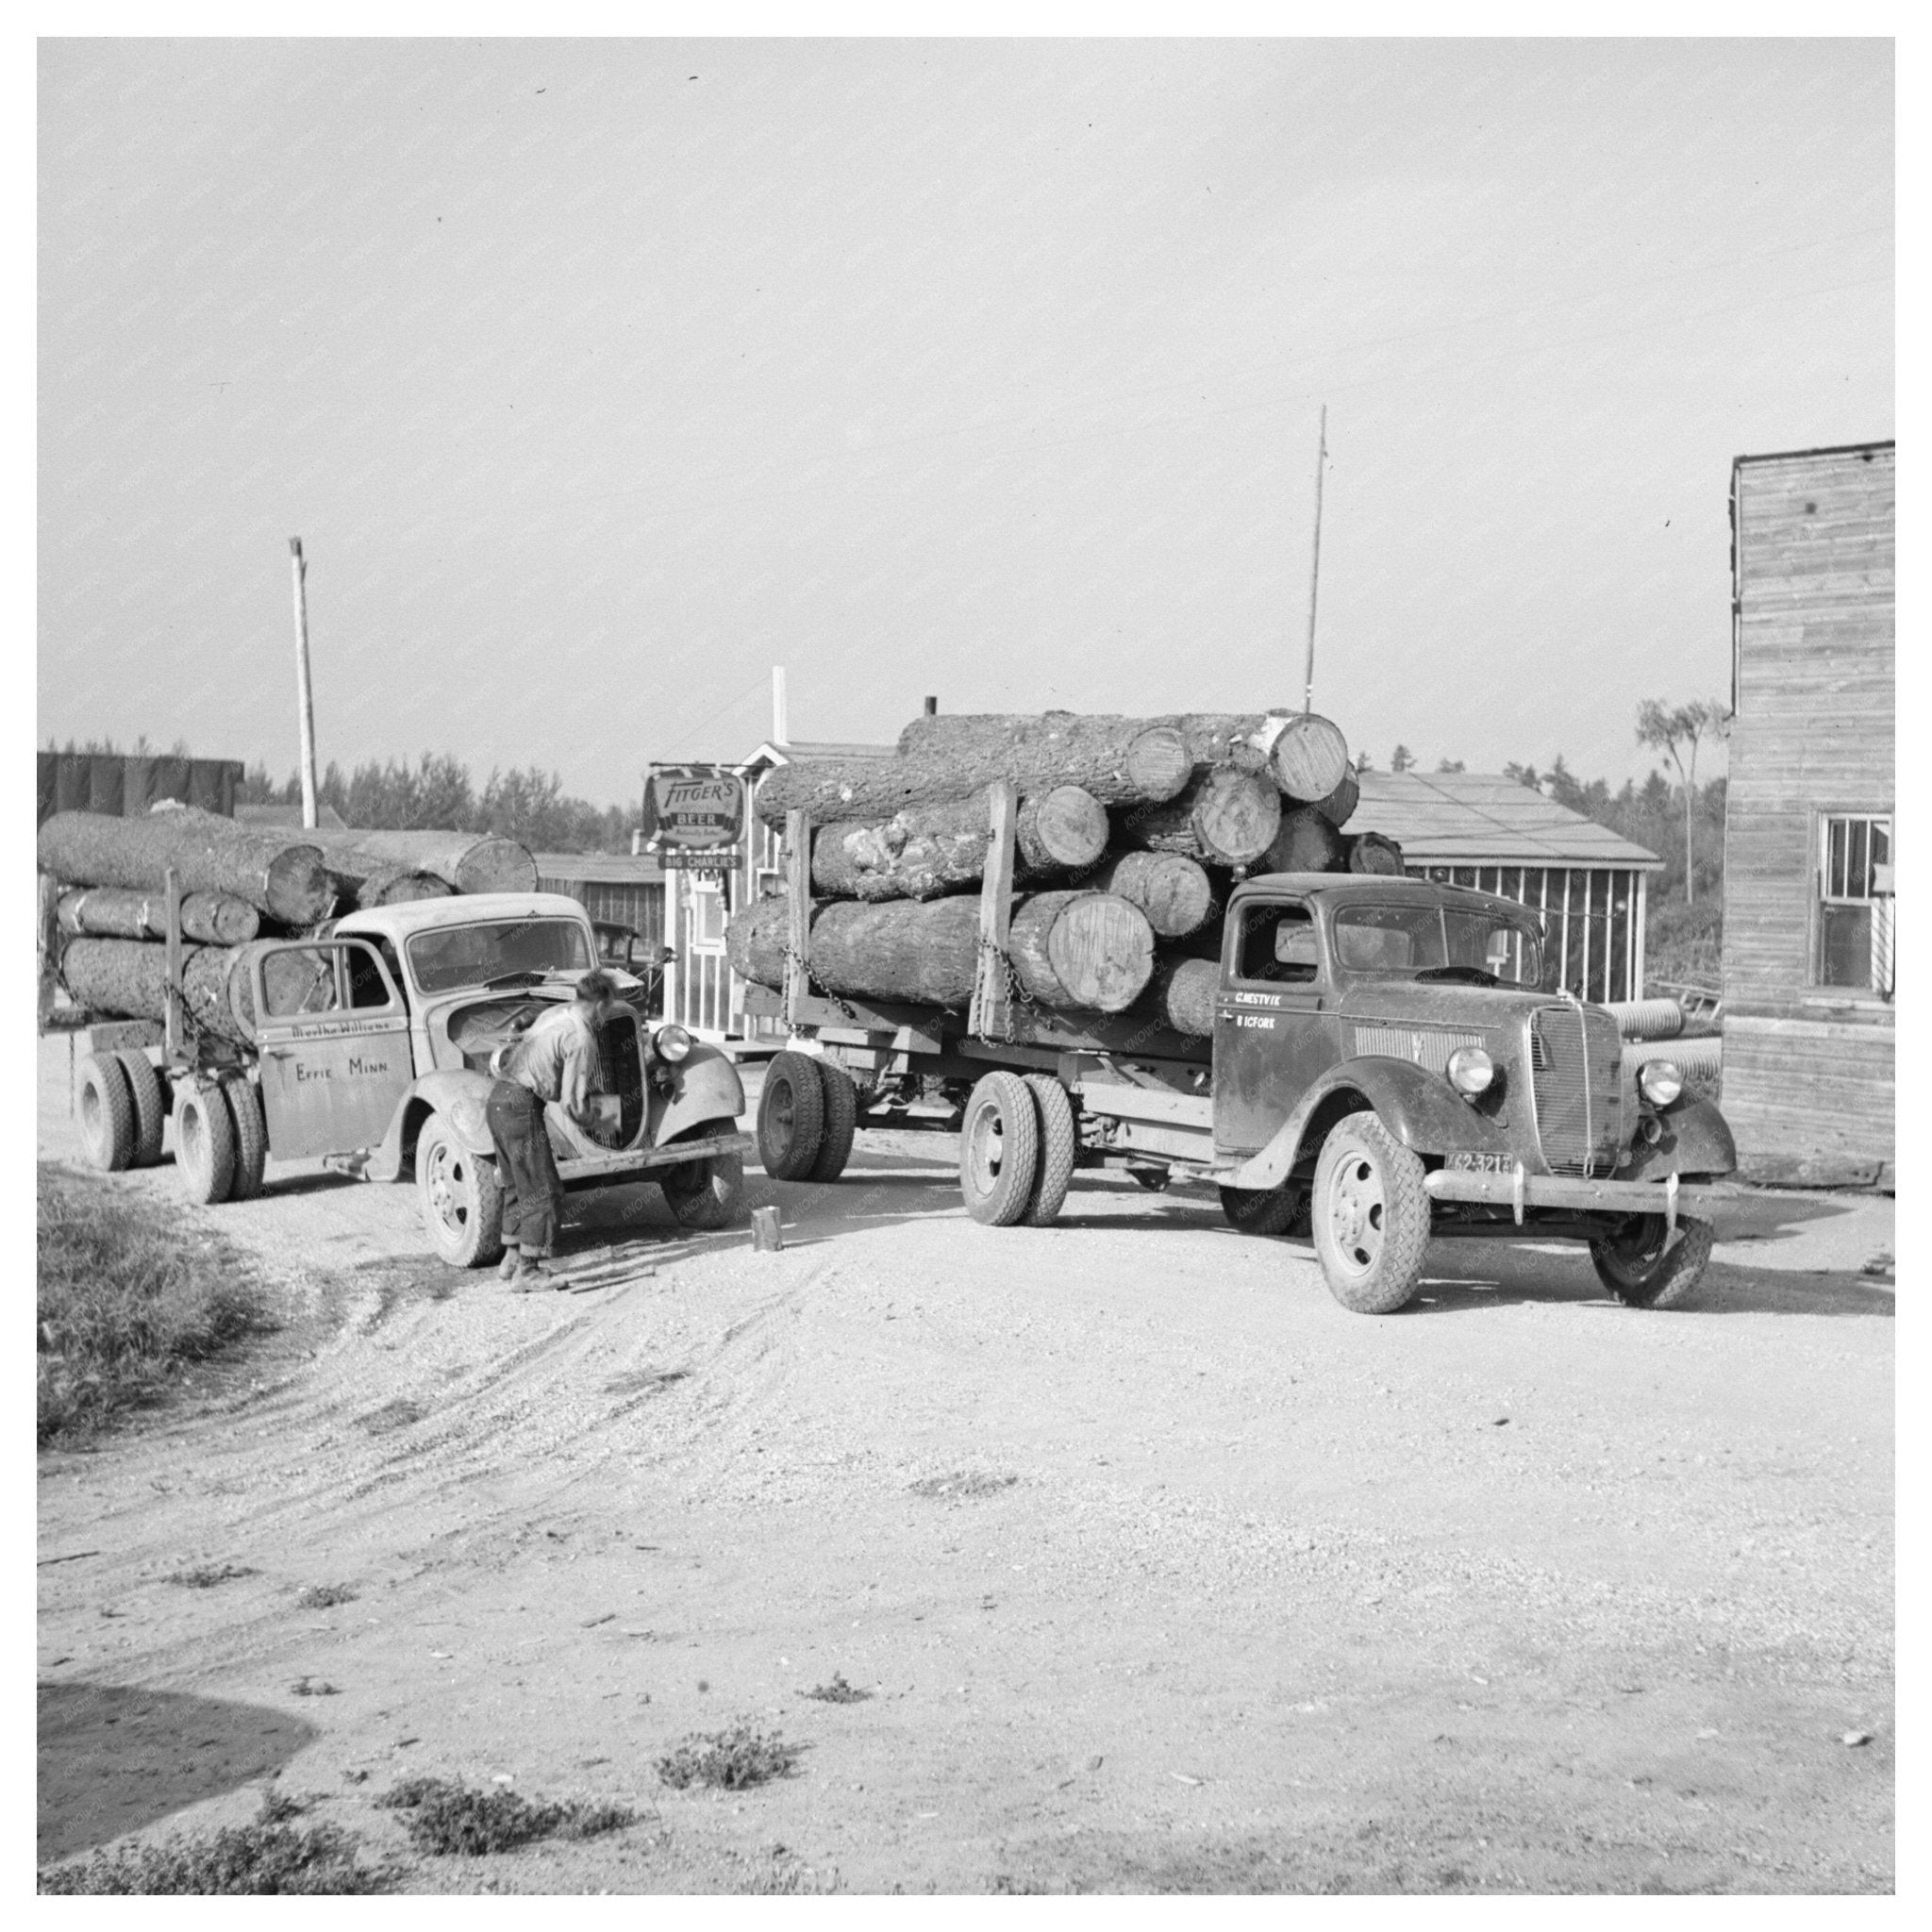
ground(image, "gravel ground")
xmin=38 ymin=1041 xmax=1894 ymax=1892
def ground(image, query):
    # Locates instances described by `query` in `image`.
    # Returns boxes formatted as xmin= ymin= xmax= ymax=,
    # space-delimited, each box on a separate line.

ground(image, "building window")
xmin=691 ymin=878 xmax=728 ymax=950
xmin=1818 ymin=814 xmax=1893 ymax=994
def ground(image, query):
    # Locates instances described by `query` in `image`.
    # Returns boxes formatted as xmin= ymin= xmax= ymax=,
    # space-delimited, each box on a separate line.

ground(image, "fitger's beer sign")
xmin=641 ymin=764 xmax=744 ymax=867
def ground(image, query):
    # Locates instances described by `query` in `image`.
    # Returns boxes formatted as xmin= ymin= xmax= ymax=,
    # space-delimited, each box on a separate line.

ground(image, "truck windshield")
xmin=406 ymin=918 xmax=593 ymax=993
xmin=1331 ymin=904 xmax=1541 ymax=987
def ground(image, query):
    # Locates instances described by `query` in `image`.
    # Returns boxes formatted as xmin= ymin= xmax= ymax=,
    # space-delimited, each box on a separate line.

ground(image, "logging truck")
xmin=744 ymin=788 xmax=1740 ymax=1314
xmin=60 ymin=884 xmax=751 ymax=1262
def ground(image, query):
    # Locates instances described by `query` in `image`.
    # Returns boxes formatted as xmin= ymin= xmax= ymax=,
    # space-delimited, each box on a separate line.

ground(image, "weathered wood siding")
xmin=1723 ymin=442 xmax=1893 ymax=1171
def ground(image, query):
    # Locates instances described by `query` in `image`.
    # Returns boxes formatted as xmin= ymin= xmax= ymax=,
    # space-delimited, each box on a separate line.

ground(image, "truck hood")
xmin=1336 ymin=978 xmax=1572 ymax=1035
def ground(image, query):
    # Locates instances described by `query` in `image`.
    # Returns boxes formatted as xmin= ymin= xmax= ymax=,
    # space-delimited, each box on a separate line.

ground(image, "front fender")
xmin=1228 ymin=1056 xmax=1513 ymax=1191
xmin=1620 ymin=1094 xmax=1738 ymax=1182
xmin=654 ymin=1041 xmax=747 ymax=1143
xmin=365 ymin=1068 xmax=497 ymax=1183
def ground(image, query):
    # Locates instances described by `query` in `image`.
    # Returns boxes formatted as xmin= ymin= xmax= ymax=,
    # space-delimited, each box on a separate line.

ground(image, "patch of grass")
xmin=357 ymin=1397 xmax=426 ymax=1435
xmin=168 ymin=1563 xmax=258 ymax=1590
xmin=38 ymin=1821 xmax=388 ymax=1894
xmin=375 ymin=1776 xmax=634 ymax=1856
xmin=295 ymin=1583 xmax=358 ymax=1609
xmin=258 ymin=1786 xmax=306 ymax=1824
xmin=656 ymin=1725 xmax=806 ymax=1791
xmin=291 ymin=1676 xmax=339 ymax=1697
xmin=800 ymin=1672 xmax=871 ymax=1704
xmin=909 ymin=1471 xmax=1018 ymax=1500
xmin=37 ymin=1164 xmax=275 ymax=1445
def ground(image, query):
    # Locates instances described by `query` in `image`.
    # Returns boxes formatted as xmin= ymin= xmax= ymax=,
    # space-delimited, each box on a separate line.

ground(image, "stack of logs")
xmin=36 ymin=805 xmax=539 ymax=1044
xmin=724 ymin=708 xmax=1405 ymax=1038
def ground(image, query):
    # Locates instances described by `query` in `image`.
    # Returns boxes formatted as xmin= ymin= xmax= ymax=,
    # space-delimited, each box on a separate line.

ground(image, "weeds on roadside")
xmin=375 ymin=1776 xmax=634 ymax=1856
xmin=37 ymin=1164 xmax=274 ymax=1445
xmin=168 ymin=1563 xmax=258 ymax=1589
xmin=296 ymin=1583 xmax=358 ymax=1609
xmin=38 ymin=1821 xmax=388 ymax=1894
xmin=291 ymin=1677 xmax=338 ymax=1697
xmin=258 ymin=1786 xmax=306 ymax=1824
xmin=800 ymin=1673 xmax=871 ymax=1704
xmin=656 ymin=1725 xmax=806 ymax=1790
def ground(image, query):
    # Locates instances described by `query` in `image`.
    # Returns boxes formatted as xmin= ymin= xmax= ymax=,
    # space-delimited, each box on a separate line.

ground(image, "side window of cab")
xmin=1233 ymin=903 xmax=1320 ymax=985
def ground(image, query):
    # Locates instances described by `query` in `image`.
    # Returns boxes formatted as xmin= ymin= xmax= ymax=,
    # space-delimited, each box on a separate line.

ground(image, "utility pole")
xmin=289 ymin=537 xmax=319 ymax=829
xmin=1301 ymin=405 xmax=1327 ymax=714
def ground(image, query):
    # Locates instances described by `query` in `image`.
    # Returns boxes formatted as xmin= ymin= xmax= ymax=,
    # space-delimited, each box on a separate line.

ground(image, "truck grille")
xmin=1352 ymin=1025 xmax=1484 ymax=1074
xmin=1530 ymin=1005 xmax=1627 ymax=1176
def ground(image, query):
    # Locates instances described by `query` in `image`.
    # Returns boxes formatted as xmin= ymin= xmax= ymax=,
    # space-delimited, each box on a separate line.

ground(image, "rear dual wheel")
xmin=756 ymin=1051 xmax=858 ymax=1184
xmin=75 ymin=1053 xmax=138 ymax=1172
xmin=958 ymin=1071 xmax=1077 ymax=1228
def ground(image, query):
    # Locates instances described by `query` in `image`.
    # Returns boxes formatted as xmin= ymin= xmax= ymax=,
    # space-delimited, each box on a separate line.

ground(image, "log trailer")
xmin=746 ymin=786 xmax=1740 ymax=1313
xmin=53 ymin=872 xmax=752 ymax=1262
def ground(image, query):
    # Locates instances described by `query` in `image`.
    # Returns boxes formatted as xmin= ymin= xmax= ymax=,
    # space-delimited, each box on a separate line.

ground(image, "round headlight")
xmin=654 ymin=1023 xmax=693 ymax=1063
xmin=1638 ymin=1058 xmax=1683 ymax=1107
xmin=1446 ymin=1046 xmax=1494 ymax=1096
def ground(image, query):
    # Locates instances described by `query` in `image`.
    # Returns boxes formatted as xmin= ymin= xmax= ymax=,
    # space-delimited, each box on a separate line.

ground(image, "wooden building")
xmin=533 ymin=851 xmax=667 ymax=951
xmin=1721 ymin=440 xmax=1894 ymax=1186
xmin=1358 ymin=770 xmax=1661 ymax=1005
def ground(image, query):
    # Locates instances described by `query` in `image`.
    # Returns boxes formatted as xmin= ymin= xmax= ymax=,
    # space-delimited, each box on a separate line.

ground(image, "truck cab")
xmin=1196 ymin=874 xmax=1738 ymax=1311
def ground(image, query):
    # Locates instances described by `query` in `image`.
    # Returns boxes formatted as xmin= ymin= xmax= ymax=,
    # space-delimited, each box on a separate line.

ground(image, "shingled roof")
xmin=1355 ymin=771 xmax=1660 ymax=870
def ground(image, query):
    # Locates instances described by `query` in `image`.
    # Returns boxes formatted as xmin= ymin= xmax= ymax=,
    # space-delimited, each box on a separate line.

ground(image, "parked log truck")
xmin=747 ymin=790 xmax=1738 ymax=1314
xmin=63 ymin=886 xmax=751 ymax=1261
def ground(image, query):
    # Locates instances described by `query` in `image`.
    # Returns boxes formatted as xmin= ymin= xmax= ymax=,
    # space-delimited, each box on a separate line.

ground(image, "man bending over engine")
xmin=486 ymin=969 xmax=623 ymax=1291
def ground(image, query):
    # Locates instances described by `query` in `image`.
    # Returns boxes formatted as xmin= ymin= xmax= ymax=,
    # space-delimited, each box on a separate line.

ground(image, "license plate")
xmin=1448 ymin=1151 xmax=1516 ymax=1174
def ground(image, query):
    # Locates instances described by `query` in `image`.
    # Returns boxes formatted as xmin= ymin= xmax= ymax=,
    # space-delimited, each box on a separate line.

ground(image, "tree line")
xmin=239 ymin=753 xmax=642 ymax=854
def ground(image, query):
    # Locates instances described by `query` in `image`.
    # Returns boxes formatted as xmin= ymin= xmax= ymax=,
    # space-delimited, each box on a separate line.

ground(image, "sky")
xmin=38 ymin=37 xmax=1893 ymax=809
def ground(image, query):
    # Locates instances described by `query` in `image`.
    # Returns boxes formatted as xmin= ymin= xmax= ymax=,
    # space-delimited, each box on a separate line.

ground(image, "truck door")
xmin=253 ymin=940 xmax=415 ymax=1161
xmin=1212 ymin=897 xmax=1340 ymax=1154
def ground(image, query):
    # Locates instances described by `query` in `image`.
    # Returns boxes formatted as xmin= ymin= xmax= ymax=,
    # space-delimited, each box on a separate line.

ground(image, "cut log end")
xmin=1122 ymin=727 xmax=1191 ymax=801
xmin=1039 ymin=892 xmax=1155 ymax=1014
xmin=1268 ymin=713 xmax=1352 ymax=803
xmin=1020 ymin=785 xmax=1109 ymax=871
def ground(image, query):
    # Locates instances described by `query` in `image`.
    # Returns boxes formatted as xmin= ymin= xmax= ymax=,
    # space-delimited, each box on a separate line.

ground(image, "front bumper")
xmin=558 ymin=1129 xmax=752 ymax=1187
xmin=1424 ymin=1164 xmax=1740 ymax=1233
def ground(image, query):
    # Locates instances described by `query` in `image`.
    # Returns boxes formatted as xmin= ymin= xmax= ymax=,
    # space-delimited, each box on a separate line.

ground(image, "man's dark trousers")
xmin=486 ymin=1081 xmax=561 ymax=1256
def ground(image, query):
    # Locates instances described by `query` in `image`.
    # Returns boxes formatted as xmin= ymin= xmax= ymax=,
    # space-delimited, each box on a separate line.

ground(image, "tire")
xmin=958 ymin=1072 xmax=1041 ymax=1227
xmin=114 ymin=1051 xmax=167 ymax=1168
xmin=757 ymin=1051 xmax=826 ymax=1180
xmin=417 ymin=1114 xmax=505 ymax=1267
xmin=223 ymin=1075 xmax=269 ymax=1202
xmin=174 ymin=1080 xmax=237 ymax=1206
xmin=661 ymin=1119 xmax=747 ymax=1229
xmin=1310 ymin=1114 xmax=1432 ymax=1315
xmin=808 ymin=1058 xmax=858 ymax=1184
xmin=1220 ymin=1183 xmax=1309 ymax=1239
xmin=1020 ymin=1074 xmax=1076 ymax=1226
xmin=75 ymin=1053 xmax=137 ymax=1172
xmin=1591 ymin=1214 xmax=1715 ymax=1309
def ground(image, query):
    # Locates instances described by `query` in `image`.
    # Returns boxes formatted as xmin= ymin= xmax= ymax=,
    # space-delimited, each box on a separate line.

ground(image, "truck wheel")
xmin=1020 ymin=1074 xmax=1076 ymax=1226
xmin=113 ymin=1051 xmax=167 ymax=1167
xmin=958 ymin=1072 xmax=1040 ymax=1227
xmin=661 ymin=1119 xmax=747 ymax=1229
xmin=1311 ymin=1115 xmax=1431 ymax=1314
xmin=417 ymin=1114 xmax=505 ymax=1267
xmin=75 ymin=1053 xmax=137 ymax=1172
xmin=223 ymin=1076 xmax=269 ymax=1202
xmin=808 ymin=1059 xmax=858 ymax=1184
xmin=1219 ymin=1184 xmax=1308 ymax=1239
xmin=1591 ymin=1214 xmax=1715 ymax=1309
xmin=174 ymin=1080 xmax=237 ymax=1205
xmin=757 ymin=1052 xmax=826 ymax=1180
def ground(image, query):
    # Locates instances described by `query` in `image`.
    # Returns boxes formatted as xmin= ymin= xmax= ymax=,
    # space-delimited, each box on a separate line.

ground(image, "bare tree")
xmin=1635 ymin=698 xmax=1728 ymax=905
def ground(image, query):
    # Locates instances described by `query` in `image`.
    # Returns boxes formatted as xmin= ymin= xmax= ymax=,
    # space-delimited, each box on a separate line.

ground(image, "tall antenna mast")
xmin=1301 ymin=405 xmax=1327 ymax=714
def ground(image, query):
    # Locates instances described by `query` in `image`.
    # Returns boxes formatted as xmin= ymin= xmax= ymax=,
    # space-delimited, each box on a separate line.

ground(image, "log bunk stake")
xmin=970 ymin=781 xmax=1020 ymax=1041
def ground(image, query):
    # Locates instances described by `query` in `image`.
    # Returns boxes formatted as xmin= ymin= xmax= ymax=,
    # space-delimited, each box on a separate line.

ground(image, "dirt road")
xmin=37 ymin=1039 xmax=1894 ymax=1892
